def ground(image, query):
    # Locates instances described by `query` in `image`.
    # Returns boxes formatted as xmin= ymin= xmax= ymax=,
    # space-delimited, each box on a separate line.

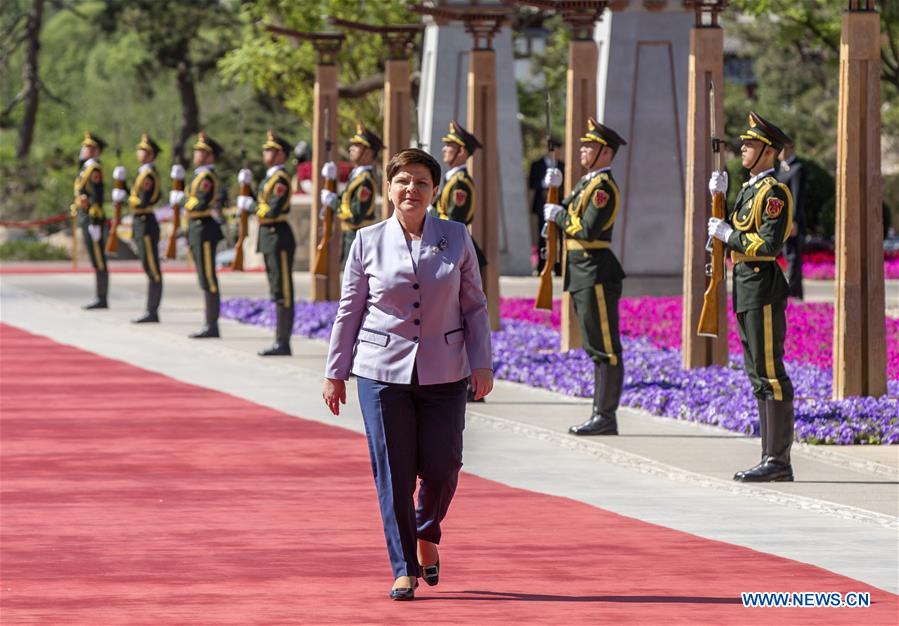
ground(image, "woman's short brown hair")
xmin=385 ymin=148 xmax=441 ymax=187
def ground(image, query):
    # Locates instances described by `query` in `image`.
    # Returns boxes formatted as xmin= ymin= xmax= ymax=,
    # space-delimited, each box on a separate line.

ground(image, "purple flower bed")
xmin=221 ymin=297 xmax=899 ymax=445
xmin=502 ymin=297 xmax=899 ymax=380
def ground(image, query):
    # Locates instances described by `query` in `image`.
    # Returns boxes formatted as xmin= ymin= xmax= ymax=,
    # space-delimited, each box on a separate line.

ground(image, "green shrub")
xmin=0 ymin=239 xmax=70 ymax=261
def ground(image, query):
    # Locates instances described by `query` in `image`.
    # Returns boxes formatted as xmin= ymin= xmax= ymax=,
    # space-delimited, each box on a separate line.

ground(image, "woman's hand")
xmin=470 ymin=368 xmax=494 ymax=401
xmin=323 ymin=378 xmax=346 ymax=415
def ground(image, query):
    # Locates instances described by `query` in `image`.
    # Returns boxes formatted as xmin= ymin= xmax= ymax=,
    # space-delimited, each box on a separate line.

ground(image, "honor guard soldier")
xmin=73 ymin=131 xmax=109 ymax=309
xmin=775 ymin=143 xmax=806 ymax=299
xmin=435 ymin=120 xmax=486 ymax=269
xmin=708 ymin=112 xmax=795 ymax=483
xmin=178 ymin=132 xmax=225 ymax=338
xmin=320 ymin=122 xmax=381 ymax=267
xmin=237 ymin=130 xmax=297 ymax=356
xmin=544 ymin=118 xmax=627 ymax=436
xmin=123 ymin=133 xmax=164 ymax=323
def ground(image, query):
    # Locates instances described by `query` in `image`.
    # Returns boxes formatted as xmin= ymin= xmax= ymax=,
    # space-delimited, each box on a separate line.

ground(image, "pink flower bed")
xmin=800 ymin=251 xmax=899 ymax=280
xmin=500 ymin=297 xmax=899 ymax=380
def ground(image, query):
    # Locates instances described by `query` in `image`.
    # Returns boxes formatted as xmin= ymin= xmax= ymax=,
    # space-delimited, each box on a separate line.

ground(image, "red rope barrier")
xmin=0 ymin=212 xmax=70 ymax=228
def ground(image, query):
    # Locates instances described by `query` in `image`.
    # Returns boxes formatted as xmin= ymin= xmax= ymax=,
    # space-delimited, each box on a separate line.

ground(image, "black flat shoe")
xmin=83 ymin=299 xmax=108 ymax=310
xmin=569 ymin=415 xmax=618 ymax=436
xmin=421 ymin=559 xmax=439 ymax=587
xmin=734 ymin=460 xmax=794 ymax=483
xmin=389 ymin=579 xmax=419 ymax=601
xmin=189 ymin=325 xmax=220 ymax=339
xmin=132 ymin=311 xmax=159 ymax=324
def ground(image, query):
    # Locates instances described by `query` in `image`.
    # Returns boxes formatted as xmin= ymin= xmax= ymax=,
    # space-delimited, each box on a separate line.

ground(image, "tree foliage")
xmin=219 ymin=0 xmax=416 ymax=155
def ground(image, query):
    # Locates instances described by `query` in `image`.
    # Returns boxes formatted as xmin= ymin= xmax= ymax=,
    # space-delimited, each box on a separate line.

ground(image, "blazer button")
xmin=412 ymin=283 xmax=420 ymax=290
xmin=413 ymin=302 xmax=420 ymax=308
xmin=412 ymin=336 xmax=419 ymax=342
xmin=414 ymin=319 xmax=420 ymax=325
xmin=753 ymin=267 xmax=760 ymax=273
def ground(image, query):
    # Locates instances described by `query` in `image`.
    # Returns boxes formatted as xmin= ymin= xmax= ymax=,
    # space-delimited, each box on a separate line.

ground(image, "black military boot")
xmin=133 ymin=280 xmax=162 ymax=323
xmin=736 ymin=400 xmax=794 ymax=483
xmin=190 ymin=291 xmax=220 ymax=338
xmin=259 ymin=304 xmax=293 ymax=356
xmin=83 ymin=270 xmax=109 ymax=310
xmin=569 ymin=362 xmax=622 ymax=436
xmin=734 ymin=398 xmax=768 ymax=480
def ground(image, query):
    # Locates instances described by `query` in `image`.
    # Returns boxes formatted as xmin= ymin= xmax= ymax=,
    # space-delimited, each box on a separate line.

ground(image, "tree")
xmin=218 ymin=0 xmax=416 ymax=149
xmin=95 ymin=0 xmax=244 ymax=162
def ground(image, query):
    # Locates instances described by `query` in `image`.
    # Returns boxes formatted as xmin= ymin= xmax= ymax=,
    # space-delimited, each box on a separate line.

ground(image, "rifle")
xmin=106 ymin=126 xmax=123 ymax=254
xmin=697 ymin=80 xmax=725 ymax=338
xmin=535 ymin=92 xmax=559 ymax=311
xmin=312 ymin=106 xmax=335 ymax=278
xmin=231 ymin=110 xmax=249 ymax=271
xmin=165 ymin=121 xmax=183 ymax=259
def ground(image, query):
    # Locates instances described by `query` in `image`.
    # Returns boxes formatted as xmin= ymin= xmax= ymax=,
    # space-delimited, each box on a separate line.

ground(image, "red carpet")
xmin=1 ymin=323 xmax=895 ymax=625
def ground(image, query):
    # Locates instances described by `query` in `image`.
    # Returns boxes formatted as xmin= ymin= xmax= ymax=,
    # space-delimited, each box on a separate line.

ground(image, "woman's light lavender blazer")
xmin=325 ymin=212 xmax=492 ymax=385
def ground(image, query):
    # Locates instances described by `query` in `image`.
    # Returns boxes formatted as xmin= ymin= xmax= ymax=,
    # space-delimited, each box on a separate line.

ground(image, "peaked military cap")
xmin=580 ymin=118 xmax=627 ymax=151
xmin=441 ymin=120 xmax=481 ymax=155
xmin=262 ymin=129 xmax=292 ymax=154
xmin=740 ymin=112 xmax=792 ymax=152
xmin=137 ymin=133 xmax=162 ymax=155
xmin=81 ymin=131 xmax=107 ymax=151
xmin=193 ymin=132 xmax=224 ymax=157
xmin=349 ymin=122 xmax=384 ymax=153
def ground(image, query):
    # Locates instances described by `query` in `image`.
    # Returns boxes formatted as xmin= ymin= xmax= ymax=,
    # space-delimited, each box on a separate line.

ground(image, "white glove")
xmin=543 ymin=203 xmax=564 ymax=223
xmin=320 ymin=189 xmax=339 ymax=210
xmin=88 ymin=224 xmax=101 ymax=242
xmin=111 ymin=188 xmax=128 ymax=203
xmin=170 ymin=163 xmax=186 ymax=181
xmin=708 ymin=170 xmax=728 ymax=197
xmin=113 ymin=165 xmax=127 ymax=181
xmin=321 ymin=161 xmax=338 ymax=182
xmin=708 ymin=217 xmax=733 ymax=242
xmin=237 ymin=168 xmax=253 ymax=186
xmin=169 ymin=190 xmax=185 ymax=206
xmin=237 ymin=195 xmax=255 ymax=212
xmin=542 ymin=167 xmax=562 ymax=189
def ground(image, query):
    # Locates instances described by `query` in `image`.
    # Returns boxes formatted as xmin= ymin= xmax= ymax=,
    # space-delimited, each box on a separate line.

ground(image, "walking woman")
xmin=323 ymin=148 xmax=493 ymax=600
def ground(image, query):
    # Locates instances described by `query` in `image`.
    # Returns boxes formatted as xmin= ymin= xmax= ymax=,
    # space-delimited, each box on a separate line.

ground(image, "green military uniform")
xmin=337 ymin=123 xmax=381 ymax=266
xmin=130 ymin=134 xmax=164 ymax=323
xmin=185 ymin=132 xmax=225 ymax=338
xmin=71 ymin=131 xmax=108 ymax=308
xmin=435 ymin=120 xmax=486 ymax=268
xmin=718 ymin=112 xmax=795 ymax=482
xmin=251 ymin=131 xmax=296 ymax=356
xmin=552 ymin=118 xmax=627 ymax=436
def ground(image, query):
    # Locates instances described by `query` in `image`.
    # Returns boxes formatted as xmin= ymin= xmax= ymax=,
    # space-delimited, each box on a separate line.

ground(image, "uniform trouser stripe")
xmin=594 ymin=284 xmax=618 ymax=366
xmin=763 ymin=304 xmax=783 ymax=401
xmin=92 ymin=239 xmax=105 ymax=271
xmin=143 ymin=235 xmax=161 ymax=283
xmin=203 ymin=241 xmax=217 ymax=293
xmin=279 ymin=250 xmax=291 ymax=307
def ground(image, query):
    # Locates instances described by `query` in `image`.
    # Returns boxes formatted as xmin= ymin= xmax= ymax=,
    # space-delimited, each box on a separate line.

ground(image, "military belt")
xmin=565 ymin=239 xmax=610 ymax=251
xmin=345 ymin=219 xmax=376 ymax=231
xmin=188 ymin=210 xmax=213 ymax=219
xmin=731 ymin=252 xmax=776 ymax=264
xmin=259 ymin=215 xmax=287 ymax=225
xmin=131 ymin=208 xmax=155 ymax=216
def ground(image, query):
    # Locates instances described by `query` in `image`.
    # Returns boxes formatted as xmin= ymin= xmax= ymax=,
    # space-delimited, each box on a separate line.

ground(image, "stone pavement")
xmin=1 ymin=265 xmax=896 ymax=595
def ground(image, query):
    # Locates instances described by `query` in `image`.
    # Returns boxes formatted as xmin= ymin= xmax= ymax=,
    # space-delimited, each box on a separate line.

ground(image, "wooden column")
xmin=834 ymin=4 xmax=886 ymax=398
xmin=329 ymin=20 xmax=419 ymax=221
xmin=681 ymin=21 xmax=728 ymax=368
xmin=468 ymin=48 xmax=501 ymax=331
xmin=383 ymin=57 xmax=411 ymax=219
xmin=311 ymin=63 xmax=341 ymax=302
xmin=559 ymin=39 xmax=598 ymax=350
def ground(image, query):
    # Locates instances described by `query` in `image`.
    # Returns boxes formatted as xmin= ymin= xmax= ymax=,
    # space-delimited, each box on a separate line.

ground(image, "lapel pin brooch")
xmin=431 ymin=236 xmax=448 ymax=254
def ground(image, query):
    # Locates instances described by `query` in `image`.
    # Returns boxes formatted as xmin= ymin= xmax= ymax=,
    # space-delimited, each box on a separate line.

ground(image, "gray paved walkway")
xmin=1 ymin=268 xmax=896 ymax=594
